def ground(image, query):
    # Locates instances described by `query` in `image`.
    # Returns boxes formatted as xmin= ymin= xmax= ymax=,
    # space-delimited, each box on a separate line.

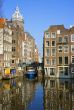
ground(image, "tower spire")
xmin=16 ymin=4 xmax=19 ymax=11
xmin=12 ymin=5 xmax=23 ymax=21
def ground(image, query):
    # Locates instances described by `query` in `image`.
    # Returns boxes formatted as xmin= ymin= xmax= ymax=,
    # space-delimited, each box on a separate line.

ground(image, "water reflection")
xmin=44 ymin=78 xmax=74 ymax=110
xmin=0 ymin=78 xmax=74 ymax=110
xmin=0 ymin=77 xmax=43 ymax=110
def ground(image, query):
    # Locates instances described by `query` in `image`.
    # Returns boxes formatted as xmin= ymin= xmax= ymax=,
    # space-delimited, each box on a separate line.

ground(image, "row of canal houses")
xmin=0 ymin=6 xmax=39 ymax=79
xmin=43 ymin=25 xmax=74 ymax=78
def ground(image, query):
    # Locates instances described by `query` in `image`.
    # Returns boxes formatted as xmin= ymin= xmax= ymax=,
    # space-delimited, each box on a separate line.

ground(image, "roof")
xmin=0 ymin=18 xmax=6 ymax=28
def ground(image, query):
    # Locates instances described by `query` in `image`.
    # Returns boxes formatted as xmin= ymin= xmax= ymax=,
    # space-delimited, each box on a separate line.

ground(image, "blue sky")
xmin=2 ymin=0 xmax=74 ymax=56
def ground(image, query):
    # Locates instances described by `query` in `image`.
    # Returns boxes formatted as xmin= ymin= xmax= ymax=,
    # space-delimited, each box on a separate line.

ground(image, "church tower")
xmin=12 ymin=6 xmax=24 ymax=30
xmin=10 ymin=6 xmax=24 ymax=68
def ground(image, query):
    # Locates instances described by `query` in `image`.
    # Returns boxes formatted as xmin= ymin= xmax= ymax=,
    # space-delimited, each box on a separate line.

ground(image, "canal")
xmin=0 ymin=77 xmax=74 ymax=110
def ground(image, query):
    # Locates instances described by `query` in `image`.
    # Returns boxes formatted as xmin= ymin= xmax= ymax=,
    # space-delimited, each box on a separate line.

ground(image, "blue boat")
xmin=25 ymin=68 xmax=37 ymax=79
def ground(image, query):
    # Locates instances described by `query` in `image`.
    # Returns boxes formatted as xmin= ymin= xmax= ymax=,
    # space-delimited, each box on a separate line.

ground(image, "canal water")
xmin=0 ymin=77 xmax=74 ymax=110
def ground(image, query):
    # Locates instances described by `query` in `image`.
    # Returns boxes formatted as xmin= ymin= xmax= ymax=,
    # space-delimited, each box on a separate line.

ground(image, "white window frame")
xmin=58 ymin=56 xmax=62 ymax=64
xmin=51 ymin=59 xmax=56 ymax=65
xmin=45 ymin=58 xmax=50 ymax=65
xmin=58 ymin=37 xmax=62 ymax=43
xmin=64 ymin=35 xmax=68 ymax=43
xmin=64 ymin=45 xmax=69 ymax=53
xmin=50 ymin=67 xmax=56 ymax=75
xmin=45 ymin=32 xmax=50 ymax=38
xmin=45 ymin=41 xmax=50 ymax=47
xmin=71 ymin=34 xmax=74 ymax=42
xmin=45 ymin=48 xmax=50 ymax=56
xmin=64 ymin=56 xmax=68 ymax=64
xmin=58 ymin=66 xmax=69 ymax=76
xmin=71 ymin=56 xmax=74 ymax=64
xmin=71 ymin=67 xmax=74 ymax=73
xmin=51 ymin=32 xmax=56 ymax=38
xmin=59 ymin=67 xmax=63 ymax=75
xmin=71 ymin=45 xmax=74 ymax=53
xmin=57 ymin=30 xmax=60 ymax=34
xmin=51 ymin=41 xmax=56 ymax=47
xmin=51 ymin=48 xmax=56 ymax=56
xmin=63 ymin=67 xmax=69 ymax=75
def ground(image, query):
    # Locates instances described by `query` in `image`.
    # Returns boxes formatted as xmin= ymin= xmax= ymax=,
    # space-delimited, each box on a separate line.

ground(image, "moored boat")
xmin=25 ymin=67 xmax=37 ymax=79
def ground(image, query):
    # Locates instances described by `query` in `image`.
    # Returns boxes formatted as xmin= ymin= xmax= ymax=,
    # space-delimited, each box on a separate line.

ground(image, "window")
xmin=12 ymin=40 xmax=16 ymax=43
xmin=52 ymin=59 xmax=56 ymax=65
xmin=59 ymin=67 xmax=63 ymax=74
xmin=71 ymin=34 xmax=74 ymax=42
xmin=52 ymin=48 xmax=56 ymax=56
xmin=12 ymin=31 xmax=14 ymax=35
xmin=51 ymin=32 xmax=56 ymax=38
xmin=71 ymin=45 xmax=74 ymax=52
xmin=64 ymin=36 xmax=68 ymax=43
xmin=12 ymin=60 xmax=14 ymax=63
xmin=65 ymin=81 xmax=69 ymax=89
xmin=59 ymin=37 xmax=62 ymax=43
xmin=64 ymin=45 xmax=68 ymax=52
xmin=71 ymin=67 xmax=74 ymax=73
xmin=46 ymin=59 xmax=50 ymax=65
xmin=58 ymin=45 xmax=62 ymax=52
xmin=45 ymin=32 xmax=50 ymax=38
xmin=46 ymin=41 xmax=50 ymax=46
xmin=64 ymin=67 xmax=68 ymax=75
xmin=59 ymin=57 xmax=62 ymax=64
xmin=57 ymin=30 xmax=60 ymax=34
xmin=71 ymin=56 xmax=74 ymax=64
xmin=52 ymin=41 xmax=56 ymax=46
xmin=50 ymin=80 xmax=55 ymax=87
xmin=50 ymin=68 xmax=55 ymax=75
xmin=64 ymin=57 xmax=68 ymax=64
xmin=30 ymin=52 xmax=31 ymax=57
xmin=46 ymin=49 xmax=50 ymax=56
xmin=12 ymin=47 xmax=16 ymax=51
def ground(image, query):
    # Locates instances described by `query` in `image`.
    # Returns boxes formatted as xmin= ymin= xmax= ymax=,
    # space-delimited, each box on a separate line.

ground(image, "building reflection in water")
xmin=0 ymin=77 xmax=74 ymax=110
xmin=0 ymin=77 xmax=37 ymax=110
xmin=43 ymin=78 xmax=74 ymax=110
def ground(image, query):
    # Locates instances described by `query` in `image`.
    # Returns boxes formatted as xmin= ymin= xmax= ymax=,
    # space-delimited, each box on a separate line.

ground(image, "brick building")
xmin=43 ymin=25 xmax=74 ymax=78
xmin=0 ymin=6 xmax=38 ymax=78
xmin=0 ymin=18 xmax=12 ymax=78
xmin=35 ymin=45 xmax=39 ymax=63
xmin=22 ymin=32 xmax=35 ymax=65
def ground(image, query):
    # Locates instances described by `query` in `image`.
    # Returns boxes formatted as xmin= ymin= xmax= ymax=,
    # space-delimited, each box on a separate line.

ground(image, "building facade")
xmin=35 ymin=45 xmax=39 ymax=63
xmin=0 ymin=6 xmax=38 ymax=78
xmin=43 ymin=25 xmax=74 ymax=78
xmin=22 ymin=32 xmax=35 ymax=65
xmin=11 ymin=6 xmax=37 ymax=67
xmin=11 ymin=6 xmax=24 ymax=67
xmin=0 ymin=18 xmax=12 ymax=78
xmin=6 ymin=6 xmax=25 ymax=68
